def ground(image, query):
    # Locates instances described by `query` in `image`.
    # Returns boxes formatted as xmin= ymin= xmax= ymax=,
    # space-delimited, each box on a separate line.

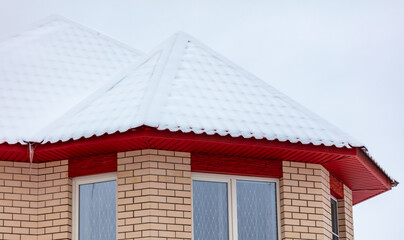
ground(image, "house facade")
xmin=0 ymin=17 xmax=396 ymax=240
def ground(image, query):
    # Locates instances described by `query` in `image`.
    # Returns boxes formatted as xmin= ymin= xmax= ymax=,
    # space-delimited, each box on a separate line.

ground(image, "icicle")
xmin=28 ymin=142 xmax=35 ymax=169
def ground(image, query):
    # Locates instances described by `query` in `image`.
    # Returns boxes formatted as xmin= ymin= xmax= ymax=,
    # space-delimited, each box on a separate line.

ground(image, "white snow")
xmin=0 ymin=16 xmax=141 ymax=144
xmin=1 ymin=20 xmax=362 ymax=148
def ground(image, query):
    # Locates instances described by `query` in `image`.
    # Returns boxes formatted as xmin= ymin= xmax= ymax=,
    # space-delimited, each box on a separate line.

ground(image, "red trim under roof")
xmin=330 ymin=174 xmax=344 ymax=199
xmin=68 ymin=153 xmax=117 ymax=178
xmin=192 ymin=153 xmax=283 ymax=179
xmin=0 ymin=126 xmax=395 ymax=205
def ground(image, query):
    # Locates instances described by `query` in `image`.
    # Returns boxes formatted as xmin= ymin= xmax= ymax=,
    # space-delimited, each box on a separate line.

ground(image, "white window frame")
xmin=331 ymin=196 xmax=340 ymax=240
xmin=72 ymin=172 xmax=117 ymax=240
xmin=191 ymin=173 xmax=281 ymax=240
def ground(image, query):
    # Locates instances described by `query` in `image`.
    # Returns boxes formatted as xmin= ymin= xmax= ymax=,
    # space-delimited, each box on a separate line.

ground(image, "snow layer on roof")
xmin=41 ymin=51 xmax=162 ymax=142
xmin=40 ymin=32 xmax=362 ymax=148
xmin=0 ymin=16 xmax=141 ymax=144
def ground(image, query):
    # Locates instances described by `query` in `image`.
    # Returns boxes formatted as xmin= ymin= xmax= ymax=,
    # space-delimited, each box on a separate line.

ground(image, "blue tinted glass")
xmin=331 ymin=198 xmax=339 ymax=237
xmin=193 ymin=180 xmax=229 ymax=240
xmin=79 ymin=180 xmax=116 ymax=240
xmin=237 ymin=180 xmax=277 ymax=240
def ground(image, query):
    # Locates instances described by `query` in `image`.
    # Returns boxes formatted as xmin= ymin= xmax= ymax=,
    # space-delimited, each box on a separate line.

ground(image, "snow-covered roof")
xmin=0 ymin=16 xmax=142 ymax=144
xmin=1 ymin=18 xmax=362 ymax=148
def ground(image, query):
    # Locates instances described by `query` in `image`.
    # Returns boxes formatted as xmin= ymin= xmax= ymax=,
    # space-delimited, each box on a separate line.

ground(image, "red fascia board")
xmin=21 ymin=127 xmax=357 ymax=162
xmin=39 ymin=130 xmax=148 ymax=152
xmin=0 ymin=127 xmax=394 ymax=205
xmin=141 ymin=127 xmax=357 ymax=156
xmin=0 ymin=142 xmax=26 ymax=151
xmin=352 ymin=189 xmax=386 ymax=205
xmin=356 ymin=148 xmax=392 ymax=190
xmin=34 ymin=130 xmax=149 ymax=161
xmin=322 ymin=151 xmax=392 ymax=205
xmin=0 ymin=143 xmax=28 ymax=161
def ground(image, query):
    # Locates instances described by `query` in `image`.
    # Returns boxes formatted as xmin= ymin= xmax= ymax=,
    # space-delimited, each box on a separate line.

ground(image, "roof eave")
xmin=0 ymin=126 xmax=395 ymax=205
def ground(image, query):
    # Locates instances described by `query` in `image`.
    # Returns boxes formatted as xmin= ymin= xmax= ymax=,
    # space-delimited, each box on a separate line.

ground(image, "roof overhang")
xmin=0 ymin=126 xmax=395 ymax=205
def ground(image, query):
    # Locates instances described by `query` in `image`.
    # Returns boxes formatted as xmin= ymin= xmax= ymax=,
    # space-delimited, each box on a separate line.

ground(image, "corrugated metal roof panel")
xmin=39 ymin=32 xmax=362 ymax=148
xmin=0 ymin=16 xmax=141 ymax=144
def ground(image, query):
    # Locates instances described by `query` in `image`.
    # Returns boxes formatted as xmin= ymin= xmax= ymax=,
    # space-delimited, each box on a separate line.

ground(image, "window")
xmin=73 ymin=173 xmax=117 ymax=240
xmin=331 ymin=197 xmax=340 ymax=240
xmin=192 ymin=173 xmax=279 ymax=240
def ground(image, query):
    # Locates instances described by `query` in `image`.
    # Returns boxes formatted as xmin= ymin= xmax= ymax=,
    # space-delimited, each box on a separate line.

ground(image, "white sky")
xmin=1 ymin=0 xmax=403 ymax=239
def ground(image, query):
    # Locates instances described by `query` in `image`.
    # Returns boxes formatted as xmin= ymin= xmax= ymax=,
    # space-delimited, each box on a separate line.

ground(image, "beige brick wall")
xmin=117 ymin=149 xmax=192 ymax=240
xmin=0 ymin=161 xmax=39 ymax=240
xmin=338 ymin=185 xmax=354 ymax=240
xmin=1 ymin=153 xmax=354 ymax=240
xmin=0 ymin=160 xmax=71 ymax=240
xmin=280 ymin=161 xmax=333 ymax=240
xmin=37 ymin=160 xmax=71 ymax=240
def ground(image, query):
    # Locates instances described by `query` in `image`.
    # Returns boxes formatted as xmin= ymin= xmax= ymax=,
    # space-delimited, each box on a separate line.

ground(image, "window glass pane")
xmin=79 ymin=180 xmax=116 ymax=240
xmin=331 ymin=198 xmax=339 ymax=236
xmin=193 ymin=180 xmax=229 ymax=240
xmin=237 ymin=180 xmax=277 ymax=240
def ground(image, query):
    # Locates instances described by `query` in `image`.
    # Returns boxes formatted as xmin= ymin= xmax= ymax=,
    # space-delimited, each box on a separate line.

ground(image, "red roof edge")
xmin=357 ymin=148 xmax=394 ymax=190
xmin=0 ymin=126 xmax=397 ymax=205
xmin=358 ymin=148 xmax=398 ymax=188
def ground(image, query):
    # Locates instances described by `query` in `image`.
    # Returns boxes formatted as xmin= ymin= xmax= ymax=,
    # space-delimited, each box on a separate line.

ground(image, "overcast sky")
xmin=1 ymin=0 xmax=403 ymax=239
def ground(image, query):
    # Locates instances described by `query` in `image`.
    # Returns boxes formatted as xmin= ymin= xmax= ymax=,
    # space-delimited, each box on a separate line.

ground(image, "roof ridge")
xmin=0 ymin=15 xmax=142 ymax=55
xmin=6 ymin=28 xmax=363 ymax=148
xmin=37 ymin=32 xmax=190 ymax=144
xmin=141 ymin=32 xmax=191 ymax=126
xmin=179 ymin=33 xmax=363 ymax=147
xmin=49 ymin=15 xmax=143 ymax=55
xmin=0 ymin=15 xmax=55 ymax=43
xmin=36 ymin=50 xmax=161 ymax=144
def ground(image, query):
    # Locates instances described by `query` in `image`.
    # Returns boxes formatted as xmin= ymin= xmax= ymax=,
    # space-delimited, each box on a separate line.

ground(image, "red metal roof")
xmin=0 ymin=126 xmax=395 ymax=205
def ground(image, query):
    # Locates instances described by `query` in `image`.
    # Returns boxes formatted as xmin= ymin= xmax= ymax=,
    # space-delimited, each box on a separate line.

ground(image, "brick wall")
xmin=1 ymin=152 xmax=354 ymax=240
xmin=37 ymin=160 xmax=71 ymax=240
xmin=0 ymin=161 xmax=38 ymax=240
xmin=338 ymin=185 xmax=354 ymax=240
xmin=280 ymin=161 xmax=333 ymax=240
xmin=0 ymin=160 xmax=71 ymax=240
xmin=117 ymin=149 xmax=192 ymax=240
